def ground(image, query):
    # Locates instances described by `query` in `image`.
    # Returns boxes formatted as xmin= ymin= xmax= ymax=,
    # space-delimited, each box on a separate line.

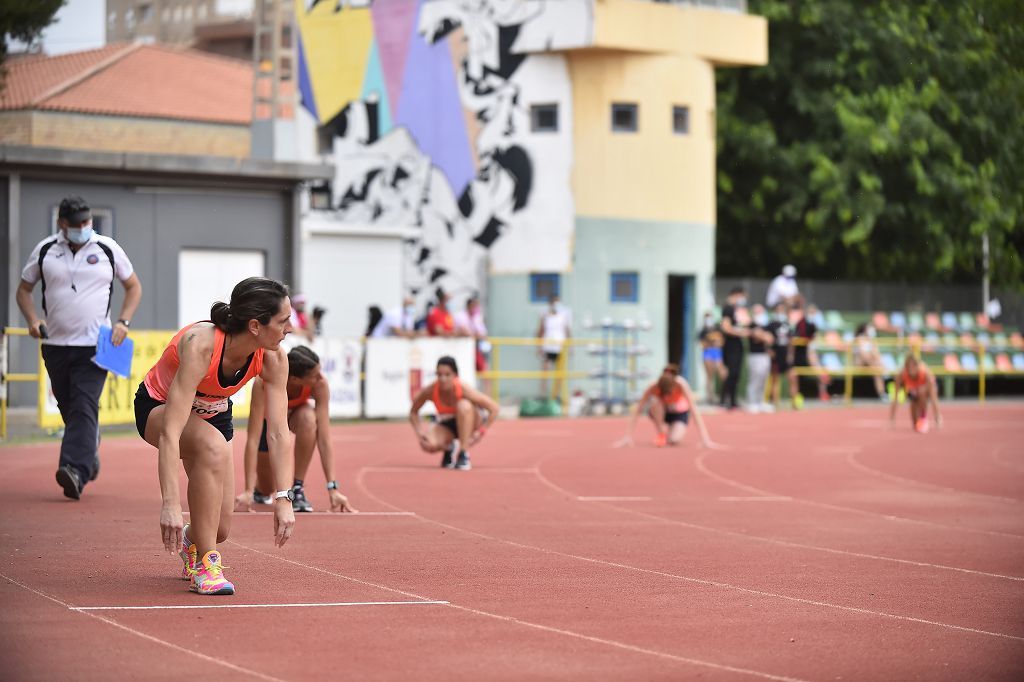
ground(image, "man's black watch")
xmin=117 ymin=319 xmax=131 ymax=328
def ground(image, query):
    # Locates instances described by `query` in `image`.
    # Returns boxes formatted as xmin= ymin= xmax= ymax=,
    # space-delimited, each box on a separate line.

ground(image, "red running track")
xmin=1 ymin=403 xmax=1023 ymax=680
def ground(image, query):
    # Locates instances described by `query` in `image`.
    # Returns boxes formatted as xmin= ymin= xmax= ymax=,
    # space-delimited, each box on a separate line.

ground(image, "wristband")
xmin=327 ymin=481 xmax=339 ymax=491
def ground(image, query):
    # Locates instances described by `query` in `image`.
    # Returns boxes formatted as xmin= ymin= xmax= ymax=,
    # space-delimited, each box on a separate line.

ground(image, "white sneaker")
xmin=746 ymin=404 xmax=761 ymax=414
xmin=760 ymin=403 xmax=775 ymax=414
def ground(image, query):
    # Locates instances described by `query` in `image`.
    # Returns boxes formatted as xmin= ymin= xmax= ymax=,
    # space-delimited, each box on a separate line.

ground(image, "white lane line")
xmin=362 ymin=466 xmax=538 ymax=474
xmin=693 ymin=450 xmax=1024 ymax=541
xmin=71 ymin=600 xmax=449 ymax=612
xmin=188 ymin=509 xmax=415 ymax=516
xmin=845 ymin=451 xmax=1022 ymax=505
xmin=0 ymin=572 xmax=286 ymax=682
xmin=577 ymin=496 xmax=652 ymax=502
xmin=229 ymin=541 xmax=809 ymax=682
xmin=531 ymin=467 xmax=1024 ymax=582
xmin=718 ymin=496 xmax=792 ymax=502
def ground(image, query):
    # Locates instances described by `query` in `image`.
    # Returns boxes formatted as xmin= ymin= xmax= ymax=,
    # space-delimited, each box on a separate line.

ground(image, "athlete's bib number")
xmin=192 ymin=394 xmax=228 ymax=417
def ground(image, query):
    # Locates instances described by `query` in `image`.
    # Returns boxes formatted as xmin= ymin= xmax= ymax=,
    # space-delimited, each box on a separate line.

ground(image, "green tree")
xmin=716 ymin=0 xmax=1024 ymax=290
xmin=0 ymin=0 xmax=66 ymax=61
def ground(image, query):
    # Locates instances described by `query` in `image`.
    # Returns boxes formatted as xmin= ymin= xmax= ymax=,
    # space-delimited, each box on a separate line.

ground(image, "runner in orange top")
xmin=409 ymin=356 xmax=499 ymax=470
xmin=237 ymin=345 xmax=356 ymax=514
xmin=617 ymin=364 xmax=715 ymax=448
xmin=889 ymin=354 xmax=942 ymax=433
xmin=134 ymin=277 xmax=296 ymax=595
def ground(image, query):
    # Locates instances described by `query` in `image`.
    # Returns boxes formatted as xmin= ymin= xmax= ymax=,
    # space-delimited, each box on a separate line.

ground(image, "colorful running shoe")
xmin=292 ymin=485 xmax=313 ymax=512
xmin=654 ymin=432 xmax=668 ymax=447
xmin=179 ymin=523 xmax=197 ymax=580
xmin=441 ymin=441 xmax=458 ymax=469
xmin=190 ymin=550 xmax=235 ymax=595
xmin=915 ymin=418 xmax=930 ymax=434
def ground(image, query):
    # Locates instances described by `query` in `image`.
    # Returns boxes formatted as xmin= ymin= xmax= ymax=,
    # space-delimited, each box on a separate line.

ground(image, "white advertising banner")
xmin=310 ymin=337 xmax=363 ymax=418
xmin=364 ymin=338 xmax=476 ymax=418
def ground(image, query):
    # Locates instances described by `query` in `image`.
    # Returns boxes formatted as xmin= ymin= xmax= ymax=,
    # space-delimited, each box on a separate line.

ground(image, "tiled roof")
xmin=0 ymin=43 xmax=252 ymax=125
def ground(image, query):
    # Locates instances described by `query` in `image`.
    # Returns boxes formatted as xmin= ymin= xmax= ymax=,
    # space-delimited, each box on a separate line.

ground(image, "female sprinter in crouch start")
xmin=409 ymin=356 xmax=499 ymax=471
xmin=134 ymin=277 xmax=297 ymax=595
xmin=616 ymin=363 xmax=717 ymax=448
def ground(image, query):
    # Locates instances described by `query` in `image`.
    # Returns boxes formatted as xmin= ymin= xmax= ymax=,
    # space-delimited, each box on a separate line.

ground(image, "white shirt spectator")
xmin=540 ymin=309 xmax=570 ymax=354
xmin=766 ymin=266 xmax=799 ymax=308
xmin=453 ymin=309 xmax=487 ymax=338
xmin=21 ymin=231 xmax=135 ymax=346
xmin=371 ymin=305 xmax=415 ymax=338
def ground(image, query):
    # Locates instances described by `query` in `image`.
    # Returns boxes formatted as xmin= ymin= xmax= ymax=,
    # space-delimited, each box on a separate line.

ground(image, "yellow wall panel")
xmin=295 ymin=2 xmax=374 ymax=124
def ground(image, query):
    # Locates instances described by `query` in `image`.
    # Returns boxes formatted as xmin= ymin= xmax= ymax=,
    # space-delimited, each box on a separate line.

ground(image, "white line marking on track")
xmin=577 ymin=496 xmax=651 ymax=502
xmin=228 ymin=541 xmax=809 ymax=681
xmin=718 ymin=496 xmax=792 ymax=502
xmin=693 ymin=449 xmax=1024 ymax=540
xmin=531 ymin=467 xmax=1024 ymax=582
xmin=0 ymin=572 xmax=285 ymax=682
xmin=185 ymin=511 xmax=416 ymax=517
xmin=362 ymin=466 xmax=538 ymax=474
xmin=71 ymin=600 xmax=449 ymax=611
xmin=352 ymin=468 xmax=1024 ymax=640
xmin=844 ymin=451 xmax=1022 ymax=504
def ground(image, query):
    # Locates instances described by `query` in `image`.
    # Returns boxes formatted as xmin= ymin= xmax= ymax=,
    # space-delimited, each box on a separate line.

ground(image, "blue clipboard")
xmin=92 ymin=326 xmax=134 ymax=378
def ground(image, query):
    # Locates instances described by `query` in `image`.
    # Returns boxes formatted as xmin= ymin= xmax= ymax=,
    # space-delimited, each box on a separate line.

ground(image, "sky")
xmin=9 ymin=0 xmax=105 ymax=56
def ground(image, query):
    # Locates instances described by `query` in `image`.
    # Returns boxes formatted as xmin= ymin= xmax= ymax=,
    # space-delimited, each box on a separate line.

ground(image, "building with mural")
xmin=294 ymin=0 xmax=766 ymax=388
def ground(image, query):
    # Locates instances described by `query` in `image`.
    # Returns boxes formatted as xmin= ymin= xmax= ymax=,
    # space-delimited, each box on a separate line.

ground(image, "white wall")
xmin=178 ymin=249 xmax=266 ymax=327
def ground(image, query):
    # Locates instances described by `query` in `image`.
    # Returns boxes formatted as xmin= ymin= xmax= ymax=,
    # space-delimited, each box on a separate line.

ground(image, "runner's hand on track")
xmin=612 ymin=435 xmax=633 ymax=448
xmin=234 ymin=490 xmax=254 ymax=512
xmin=273 ymin=500 xmax=295 ymax=547
xmin=329 ymin=489 xmax=357 ymax=513
xmin=160 ymin=506 xmax=183 ymax=555
xmin=417 ymin=432 xmax=433 ymax=452
xmin=468 ymin=427 xmax=486 ymax=447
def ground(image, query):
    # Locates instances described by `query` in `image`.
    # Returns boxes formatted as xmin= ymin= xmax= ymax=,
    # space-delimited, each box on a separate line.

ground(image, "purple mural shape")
xmin=395 ymin=1 xmax=476 ymax=196
xmin=371 ymin=0 xmax=419 ymax=117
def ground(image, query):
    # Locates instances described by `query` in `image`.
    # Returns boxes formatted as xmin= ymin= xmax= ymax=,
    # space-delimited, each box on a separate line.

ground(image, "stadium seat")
xmin=941 ymin=333 xmax=958 ymax=350
xmin=923 ymin=333 xmax=940 ymax=351
xmin=943 ymin=354 xmax=962 ymax=372
xmin=825 ymin=310 xmax=846 ymax=330
xmin=959 ymin=332 xmax=976 ymax=349
xmin=975 ymin=313 xmax=991 ymax=331
xmin=1013 ymin=353 xmax=1024 ymax=371
xmin=842 ymin=330 xmax=855 ymax=343
xmin=960 ymin=353 xmax=979 ymax=372
xmin=941 ymin=312 xmax=958 ymax=331
xmin=1010 ymin=332 xmax=1024 ymax=349
xmin=958 ymin=312 xmax=975 ymax=331
xmin=889 ymin=311 xmax=907 ymax=330
xmin=976 ymin=331 xmax=991 ymax=347
xmin=881 ymin=353 xmax=899 ymax=373
xmin=821 ymin=352 xmax=844 ymax=372
xmin=872 ymin=312 xmax=891 ymax=331
xmin=907 ymin=311 xmax=925 ymax=331
xmin=983 ymin=354 xmax=996 ymax=371
xmin=991 ymin=333 xmax=1009 ymax=349
xmin=925 ymin=312 xmax=942 ymax=331
xmin=995 ymin=353 xmax=1013 ymax=372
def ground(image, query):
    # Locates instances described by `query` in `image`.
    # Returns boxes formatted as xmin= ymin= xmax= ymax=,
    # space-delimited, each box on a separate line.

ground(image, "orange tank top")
xmin=654 ymin=382 xmax=690 ymax=412
xmin=287 ymin=384 xmax=313 ymax=409
xmin=144 ymin=323 xmax=264 ymax=419
xmin=431 ymin=380 xmax=463 ymax=416
xmin=900 ymin=367 xmax=929 ymax=391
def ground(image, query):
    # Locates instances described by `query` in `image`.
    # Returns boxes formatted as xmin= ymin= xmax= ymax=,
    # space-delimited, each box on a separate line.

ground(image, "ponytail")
xmin=210 ymin=277 xmax=289 ymax=334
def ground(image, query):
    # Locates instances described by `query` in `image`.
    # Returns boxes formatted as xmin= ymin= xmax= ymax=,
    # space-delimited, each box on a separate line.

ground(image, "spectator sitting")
xmin=290 ymin=293 xmax=315 ymax=342
xmin=371 ymin=296 xmax=419 ymax=338
xmin=312 ymin=306 xmax=327 ymax=337
xmin=853 ymin=322 xmax=888 ymax=401
xmin=766 ymin=264 xmax=800 ymax=309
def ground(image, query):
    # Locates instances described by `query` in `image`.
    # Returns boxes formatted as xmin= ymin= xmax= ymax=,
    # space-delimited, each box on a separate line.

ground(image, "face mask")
xmin=866 ymin=327 xmax=876 ymax=338
xmin=754 ymin=313 xmax=769 ymax=326
xmin=703 ymin=318 xmax=713 ymax=328
xmin=775 ymin=313 xmax=787 ymax=322
xmin=66 ymin=225 xmax=93 ymax=244
xmin=735 ymin=297 xmax=747 ymax=307
xmin=404 ymin=305 xmax=416 ymax=317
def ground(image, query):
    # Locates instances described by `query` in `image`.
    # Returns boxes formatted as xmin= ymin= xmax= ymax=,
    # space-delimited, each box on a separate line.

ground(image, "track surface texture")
xmin=2 ymin=403 xmax=1023 ymax=681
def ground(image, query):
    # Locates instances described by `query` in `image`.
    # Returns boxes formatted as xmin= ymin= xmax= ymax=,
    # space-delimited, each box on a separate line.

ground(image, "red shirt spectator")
xmin=427 ymin=304 xmax=454 ymax=336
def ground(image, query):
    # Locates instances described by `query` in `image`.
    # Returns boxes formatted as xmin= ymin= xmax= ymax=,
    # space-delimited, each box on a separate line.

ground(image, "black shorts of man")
xmin=16 ymin=196 xmax=142 ymax=499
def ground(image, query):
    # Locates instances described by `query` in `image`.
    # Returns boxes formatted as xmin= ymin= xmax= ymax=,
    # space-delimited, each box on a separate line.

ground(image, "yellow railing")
xmin=0 ymin=328 xmax=40 ymax=440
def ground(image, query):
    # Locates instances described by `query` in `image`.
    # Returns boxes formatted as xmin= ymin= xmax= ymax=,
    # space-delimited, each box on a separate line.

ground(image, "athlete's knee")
xmin=194 ymin=437 xmax=231 ymax=473
xmin=290 ymin=406 xmax=316 ymax=435
xmin=456 ymin=398 xmax=475 ymax=416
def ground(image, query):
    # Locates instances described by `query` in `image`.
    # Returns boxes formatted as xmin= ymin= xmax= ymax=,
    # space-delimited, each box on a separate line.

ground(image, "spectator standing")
xmin=453 ymin=295 xmax=490 ymax=373
xmin=719 ymin=287 xmax=750 ymax=410
xmin=426 ymin=290 xmax=456 ymax=337
xmin=537 ymin=294 xmax=571 ymax=398
xmin=16 ymin=195 xmax=142 ymax=499
xmin=290 ymin=293 xmax=315 ymax=342
xmin=698 ymin=312 xmax=727 ymax=404
xmin=766 ymin=264 xmax=800 ymax=309
xmin=766 ymin=302 xmax=797 ymax=409
xmin=745 ymin=304 xmax=774 ymax=413
xmin=791 ymin=299 xmax=830 ymax=407
xmin=371 ymin=296 xmax=419 ymax=338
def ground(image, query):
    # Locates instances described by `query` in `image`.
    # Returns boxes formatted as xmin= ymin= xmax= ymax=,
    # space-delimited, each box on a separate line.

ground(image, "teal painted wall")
xmin=486 ymin=216 xmax=716 ymax=402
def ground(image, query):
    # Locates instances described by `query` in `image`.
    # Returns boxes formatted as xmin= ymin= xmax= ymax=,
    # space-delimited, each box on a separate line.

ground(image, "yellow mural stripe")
xmin=294 ymin=0 xmax=374 ymax=124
